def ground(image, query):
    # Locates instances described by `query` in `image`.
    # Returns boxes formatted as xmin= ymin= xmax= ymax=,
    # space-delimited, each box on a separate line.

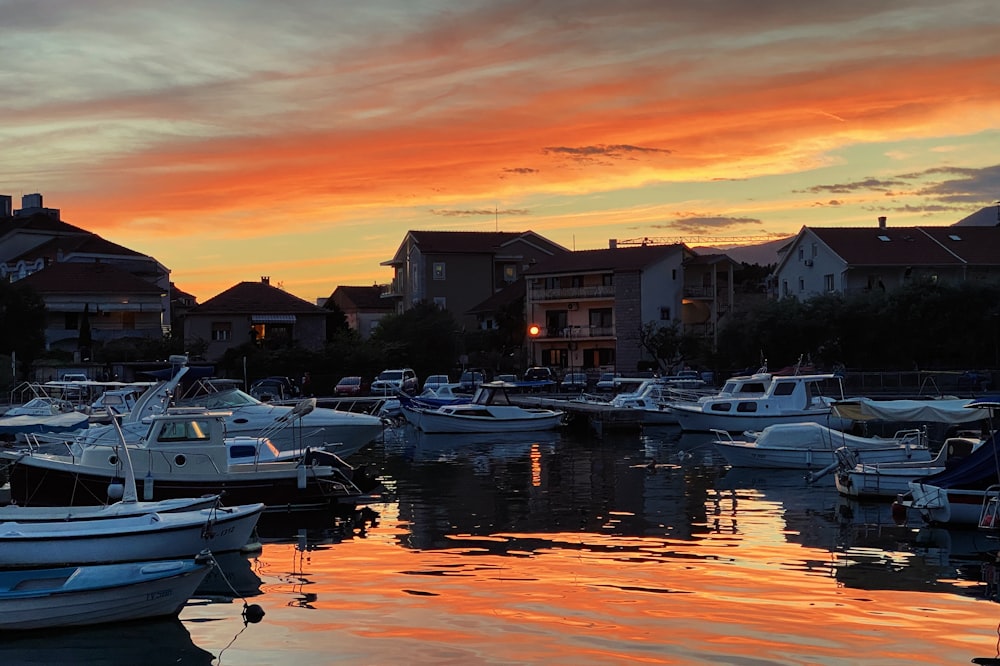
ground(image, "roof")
xmin=467 ymin=278 xmax=525 ymax=315
xmin=684 ymin=253 xmax=741 ymax=268
xmin=524 ymin=244 xmax=689 ymax=275
xmin=15 ymin=261 xmax=165 ymax=295
xmin=810 ymin=226 xmax=1000 ymax=266
xmin=382 ymin=230 xmax=569 ymax=266
xmin=192 ymin=280 xmax=327 ymax=315
xmin=0 ymin=211 xmax=82 ymax=236
xmin=12 ymin=234 xmax=145 ymax=262
xmin=330 ymin=285 xmax=391 ymax=311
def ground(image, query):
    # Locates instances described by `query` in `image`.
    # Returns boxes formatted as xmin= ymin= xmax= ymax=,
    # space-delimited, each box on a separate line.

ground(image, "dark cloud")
xmin=797 ymin=177 xmax=905 ymax=194
xmin=429 ymin=208 xmax=529 ymax=217
xmin=543 ymin=144 xmax=672 ymax=163
xmin=811 ymin=200 xmax=843 ymax=207
xmin=646 ymin=215 xmax=764 ymax=235
xmin=502 ymin=167 xmax=538 ymax=174
xmin=911 ymin=163 xmax=1000 ymax=204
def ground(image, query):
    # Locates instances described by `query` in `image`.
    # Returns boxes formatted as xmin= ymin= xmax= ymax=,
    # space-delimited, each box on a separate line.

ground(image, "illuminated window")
xmin=433 ymin=262 xmax=446 ymax=280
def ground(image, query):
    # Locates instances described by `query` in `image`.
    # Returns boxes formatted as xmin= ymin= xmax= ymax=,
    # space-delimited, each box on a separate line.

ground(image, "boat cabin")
xmin=698 ymin=373 xmax=844 ymax=415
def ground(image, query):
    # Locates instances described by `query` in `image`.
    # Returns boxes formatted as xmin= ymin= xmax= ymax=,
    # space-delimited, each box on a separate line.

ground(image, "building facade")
xmin=772 ymin=218 xmax=1000 ymax=300
xmin=380 ymin=230 xmax=570 ymax=330
xmin=524 ymin=243 xmax=737 ymax=374
xmin=183 ymin=277 xmax=329 ymax=361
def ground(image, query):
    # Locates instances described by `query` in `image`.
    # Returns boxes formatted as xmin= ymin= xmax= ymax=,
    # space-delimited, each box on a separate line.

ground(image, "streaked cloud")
xmin=1 ymin=0 xmax=999 ymax=299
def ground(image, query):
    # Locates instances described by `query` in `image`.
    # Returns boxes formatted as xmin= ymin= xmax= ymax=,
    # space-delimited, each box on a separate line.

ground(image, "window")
xmin=659 ymin=307 xmax=671 ymax=321
xmin=782 ymin=280 xmax=789 ymax=296
xmin=824 ymin=274 xmax=835 ymax=292
xmin=798 ymin=248 xmax=804 ymax=260
xmin=671 ymin=269 xmax=676 ymax=280
xmin=710 ymin=402 xmax=732 ymax=412
xmin=211 ymin=322 xmax=232 ymax=341
xmin=503 ymin=264 xmax=516 ymax=283
xmin=773 ymin=382 xmax=796 ymax=396
xmin=811 ymin=242 xmax=818 ymax=257
xmin=798 ymin=278 xmax=804 ymax=291
xmin=433 ymin=262 xmax=446 ymax=280
xmin=601 ymin=273 xmax=614 ymax=286
xmin=736 ymin=402 xmax=757 ymax=413
xmin=590 ymin=308 xmax=613 ymax=328
xmin=433 ymin=296 xmax=447 ymax=309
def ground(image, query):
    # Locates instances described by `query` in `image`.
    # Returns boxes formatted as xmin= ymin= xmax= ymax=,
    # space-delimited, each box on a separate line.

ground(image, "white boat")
xmin=0 ymin=502 xmax=262 ymax=568
xmin=167 ymin=374 xmax=385 ymax=459
xmin=834 ymin=435 xmax=983 ymax=499
xmin=2 ymin=407 xmax=380 ymax=511
xmin=902 ymin=398 xmax=1000 ymax=525
xmin=668 ymin=371 xmax=851 ymax=433
xmin=712 ymin=421 xmax=931 ymax=470
xmin=608 ymin=379 xmax=680 ymax=425
xmin=0 ymin=495 xmax=221 ymax=523
xmin=0 ymin=396 xmax=90 ymax=438
xmin=401 ymin=382 xmax=566 ymax=434
xmin=0 ymin=555 xmax=214 ymax=630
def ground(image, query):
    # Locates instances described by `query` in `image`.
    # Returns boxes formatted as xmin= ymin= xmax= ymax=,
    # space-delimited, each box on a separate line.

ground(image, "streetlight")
xmin=527 ymin=323 xmax=541 ymax=368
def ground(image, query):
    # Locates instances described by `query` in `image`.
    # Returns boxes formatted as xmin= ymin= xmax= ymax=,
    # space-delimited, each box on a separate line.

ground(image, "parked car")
xmin=422 ymin=374 xmax=452 ymax=392
xmin=334 ymin=375 xmax=368 ymax=397
xmin=560 ymin=371 xmax=589 ymax=393
xmin=249 ymin=376 xmax=300 ymax=401
xmin=497 ymin=374 xmax=518 ymax=383
xmin=595 ymin=372 xmax=621 ymax=393
xmin=457 ymin=370 xmax=487 ymax=393
xmin=523 ymin=367 xmax=556 ymax=392
xmin=370 ymin=368 xmax=418 ymax=395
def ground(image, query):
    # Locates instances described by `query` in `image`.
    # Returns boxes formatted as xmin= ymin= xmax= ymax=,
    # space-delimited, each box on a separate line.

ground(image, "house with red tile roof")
xmin=16 ymin=261 xmax=166 ymax=357
xmin=772 ymin=217 xmax=1000 ymax=299
xmin=380 ymin=230 xmax=570 ymax=329
xmin=324 ymin=285 xmax=393 ymax=339
xmin=524 ymin=242 xmax=739 ymax=374
xmin=0 ymin=193 xmax=172 ymax=355
xmin=183 ymin=277 xmax=329 ymax=360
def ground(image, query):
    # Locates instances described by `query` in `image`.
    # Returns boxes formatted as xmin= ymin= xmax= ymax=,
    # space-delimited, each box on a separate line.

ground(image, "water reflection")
xmin=0 ymin=618 xmax=215 ymax=665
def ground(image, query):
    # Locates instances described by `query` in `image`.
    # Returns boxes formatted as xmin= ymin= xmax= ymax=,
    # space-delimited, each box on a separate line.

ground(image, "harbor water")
xmin=4 ymin=424 xmax=1000 ymax=665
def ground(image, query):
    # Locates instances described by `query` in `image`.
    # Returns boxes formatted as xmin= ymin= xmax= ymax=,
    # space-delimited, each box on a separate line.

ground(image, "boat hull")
xmin=906 ymin=482 xmax=986 ymax=526
xmin=5 ymin=456 xmax=367 ymax=512
xmin=673 ymin=406 xmax=852 ymax=433
xmin=0 ymin=559 xmax=212 ymax=630
xmin=0 ymin=504 xmax=263 ymax=567
xmin=403 ymin=405 xmax=564 ymax=434
xmin=714 ymin=442 xmax=930 ymax=470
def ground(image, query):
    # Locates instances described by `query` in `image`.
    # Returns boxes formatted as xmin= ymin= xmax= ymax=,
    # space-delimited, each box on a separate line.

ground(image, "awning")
xmin=251 ymin=314 xmax=297 ymax=324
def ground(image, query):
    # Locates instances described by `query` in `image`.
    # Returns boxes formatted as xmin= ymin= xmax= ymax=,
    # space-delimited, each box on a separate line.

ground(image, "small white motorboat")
xmin=834 ymin=435 xmax=983 ymax=499
xmin=712 ymin=421 xmax=932 ymax=470
xmin=401 ymin=382 xmax=566 ymax=434
xmin=0 ymin=554 xmax=214 ymax=630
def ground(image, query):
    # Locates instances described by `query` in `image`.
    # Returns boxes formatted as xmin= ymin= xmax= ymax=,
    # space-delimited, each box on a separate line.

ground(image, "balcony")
xmin=529 ymin=285 xmax=615 ymax=301
xmin=381 ymin=280 xmax=402 ymax=299
xmin=536 ymin=325 xmax=615 ymax=340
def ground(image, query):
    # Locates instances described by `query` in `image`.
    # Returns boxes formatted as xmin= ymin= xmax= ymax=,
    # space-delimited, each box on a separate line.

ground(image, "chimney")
xmin=878 ymin=216 xmax=887 ymax=229
xmin=261 ymin=276 xmax=270 ymax=286
xmin=609 ymin=239 xmax=618 ymax=249
xmin=0 ymin=195 xmax=11 ymax=218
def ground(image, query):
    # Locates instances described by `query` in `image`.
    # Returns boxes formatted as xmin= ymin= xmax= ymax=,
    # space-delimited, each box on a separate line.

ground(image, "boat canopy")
xmin=831 ymin=398 xmax=983 ymax=424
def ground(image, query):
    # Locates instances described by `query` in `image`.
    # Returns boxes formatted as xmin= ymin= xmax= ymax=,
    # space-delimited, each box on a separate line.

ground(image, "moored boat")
xmin=0 ymin=554 xmax=214 ymax=630
xmin=401 ymin=382 xmax=565 ymax=434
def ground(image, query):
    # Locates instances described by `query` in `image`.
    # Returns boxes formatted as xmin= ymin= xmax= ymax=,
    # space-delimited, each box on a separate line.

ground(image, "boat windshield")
xmin=186 ymin=389 xmax=260 ymax=409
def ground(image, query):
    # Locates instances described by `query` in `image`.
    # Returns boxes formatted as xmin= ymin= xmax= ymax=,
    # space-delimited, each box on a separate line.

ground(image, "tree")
xmin=637 ymin=321 xmax=707 ymax=374
xmin=0 ymin=280 xmax=46 ymax=378
xmin=369 ymin=301 xmax=461 ymax=378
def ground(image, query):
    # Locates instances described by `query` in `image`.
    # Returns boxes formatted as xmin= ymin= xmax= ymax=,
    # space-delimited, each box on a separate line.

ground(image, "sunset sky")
xmin=3 ymin=0 xmax=999 ymax=303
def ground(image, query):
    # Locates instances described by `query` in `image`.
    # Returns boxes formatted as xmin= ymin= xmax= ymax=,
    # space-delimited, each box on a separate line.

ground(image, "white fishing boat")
xmin=2 ymin=407 xmax=379 ymax=511
xmin=834 ymin=435 xmax=983 ymax=499
xmin=668 ymin=370 xmax=851 ymax=433
xmin=0 ymin=554 xmax=214 ymax=630
xmin=712 ymin=421 xmax=931 ymax=470
xmin=401 ymin=382 xmax=566 ymax=434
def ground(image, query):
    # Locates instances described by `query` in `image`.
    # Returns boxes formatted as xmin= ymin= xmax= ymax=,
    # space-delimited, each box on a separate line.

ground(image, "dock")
xmin=512 ymin=395 xmax=645 ymax=435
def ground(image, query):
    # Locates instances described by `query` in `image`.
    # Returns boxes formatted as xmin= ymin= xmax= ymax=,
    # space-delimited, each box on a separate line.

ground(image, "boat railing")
xmin=710 ymin=428 xmax=736 ymax=443
xmin=979 ymin=485 xmax=1000 ymax=530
